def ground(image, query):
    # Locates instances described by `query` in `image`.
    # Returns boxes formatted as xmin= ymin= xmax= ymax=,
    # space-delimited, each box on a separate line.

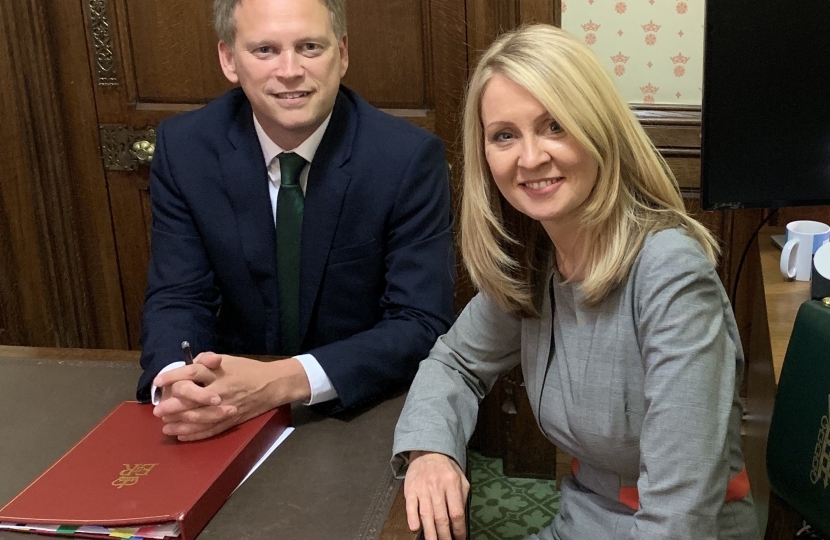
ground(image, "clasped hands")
xmin=404 ymin=451 xmax=470 ymax=540
xmin=152 ymin=353 xmax=310 ymax=441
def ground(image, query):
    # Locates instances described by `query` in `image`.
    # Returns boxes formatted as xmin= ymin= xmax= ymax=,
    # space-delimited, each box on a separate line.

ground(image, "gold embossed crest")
xmin=111 ymin=463 xmax=158 ymax=489
xmin=810 ymin=396 xmax=830 ymax=487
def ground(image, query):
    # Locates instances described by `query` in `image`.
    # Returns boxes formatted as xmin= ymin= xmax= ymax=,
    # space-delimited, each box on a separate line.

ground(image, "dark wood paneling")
xmin=466 ymin=0 xmax=515 ymax=65
xmin=644 ymin=125 xmax=700 ymax=149
xmin=466 ymin=0 xmax=559 ymax=65
xmin=90 ymin=0 xmax=177 ymax=349
xmin=343 ymin=0 xmax=428 ymax=107
xmin=0 ymin=0 xmax=127 ymax=349
xmin=386 ymin=109 xmax=436 ymax=133
xmin=518 ymin=0 xmax=559 ymax=26
xmin=427 ymin=0 xmax=470 ymax=312
xmin=0 ymin=0 xmax=88 ymax=346
xmin=0 ymin=8 xmax=48 ymax=346
xmin=124 ymin=0 xmax=230 ymax=103
xmin=109 ymin=173 xmax=153 ymax=349
xmin=666 ymin=156 xmax=701 ymax=190
xmin=771 ymin=206 xmax=830 ymax=228
xmin=51 ymin=0 xmax=129 ymax=349
xmin=500 ymin=368 xmax=557 ymax=478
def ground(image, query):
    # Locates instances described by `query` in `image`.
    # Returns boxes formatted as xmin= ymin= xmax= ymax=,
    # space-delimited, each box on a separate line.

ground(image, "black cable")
xmin=730 ymin=208 xmax=779 ymax=310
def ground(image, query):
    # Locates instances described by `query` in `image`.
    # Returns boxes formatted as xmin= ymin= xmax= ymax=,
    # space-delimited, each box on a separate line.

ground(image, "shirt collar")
xmin=253 ymin=111 xmax=333 ymax=168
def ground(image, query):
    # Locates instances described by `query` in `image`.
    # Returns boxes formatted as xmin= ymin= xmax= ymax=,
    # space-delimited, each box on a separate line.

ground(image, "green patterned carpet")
xmin=468 ymin=451 xmax=561 ymax=540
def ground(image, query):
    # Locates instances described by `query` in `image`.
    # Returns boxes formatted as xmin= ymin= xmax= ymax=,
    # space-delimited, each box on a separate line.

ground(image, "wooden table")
xmin=758 ymin=228 xmax=812 ymax=380
xmin=741 ymin=228 xmax=812 ymax=529
xmin=0 ymin=346 xmax=417 ymax=540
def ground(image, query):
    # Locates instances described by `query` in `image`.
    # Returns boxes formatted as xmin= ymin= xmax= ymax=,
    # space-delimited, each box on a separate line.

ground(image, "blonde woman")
xmin=391 ymin=25 xmax=760 ymax=540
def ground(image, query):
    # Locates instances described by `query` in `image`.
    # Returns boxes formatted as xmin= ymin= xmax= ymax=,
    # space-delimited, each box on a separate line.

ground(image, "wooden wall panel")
xmin=643 ymin=125 xmax=699 ymax=149
xmin=51 ymin=0 xmax=129 ymax=349
xmin=517 ymin=0 xmax=559 ymax=26
xmin=772 ymin=206 xmax=830 ymax=228
xmin=466 ymin=0 xmax=559 ymax=65
xmin=108 ymin=175 xmax=153 ymax=350
xmin=426 ymin=0 xmax=470 ymax=314
xmin=125 ymin=0 xmax=230 ymax=102
xmin=342 ymin=0 xmax=428 ymax=107
xmin=667 ymin=157 xmax=702 ymax=190
xmin=0 ymin=0 xmax=127 ymax=349
xmin=0 ymin=0 xmax=87 ymax=347
xmin=466 ymin=0 xmax=513 ymax=64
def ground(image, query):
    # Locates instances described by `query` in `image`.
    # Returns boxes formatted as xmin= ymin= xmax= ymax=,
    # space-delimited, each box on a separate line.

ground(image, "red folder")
xmin=0 ymin=401 xmax=291 ymax=540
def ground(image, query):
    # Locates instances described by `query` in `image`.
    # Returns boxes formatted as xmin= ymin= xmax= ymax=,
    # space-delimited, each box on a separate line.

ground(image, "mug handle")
xmin=780 ymin=239 xmax=799 ymax=280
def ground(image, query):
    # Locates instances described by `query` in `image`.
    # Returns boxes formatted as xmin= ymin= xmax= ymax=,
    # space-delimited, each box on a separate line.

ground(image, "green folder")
xmin=767 ymin=300 xmax=830 ymax=535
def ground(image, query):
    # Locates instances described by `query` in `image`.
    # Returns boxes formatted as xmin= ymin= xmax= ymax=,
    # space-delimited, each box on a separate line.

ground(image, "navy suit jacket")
xmin=137 ymin=86 xmax=456 ymax=408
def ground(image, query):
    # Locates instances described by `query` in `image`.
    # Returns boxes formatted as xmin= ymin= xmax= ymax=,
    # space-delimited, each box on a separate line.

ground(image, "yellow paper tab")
xmin=109 ymin=527 xmax=139 ymax=538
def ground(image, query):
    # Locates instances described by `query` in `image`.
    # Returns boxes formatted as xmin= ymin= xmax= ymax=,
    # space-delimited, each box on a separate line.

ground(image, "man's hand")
xmin=153 ymin=357 xmax=226 ymax=418
xmin=404 ymin=451 xmax=469 ymax=540
xmin=153 ymin=353 xmax=311 ymax=441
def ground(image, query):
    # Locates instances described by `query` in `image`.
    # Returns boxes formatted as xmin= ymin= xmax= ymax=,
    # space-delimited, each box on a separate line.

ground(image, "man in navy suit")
xmin=141 ymin=0 xmax=455 ymax=441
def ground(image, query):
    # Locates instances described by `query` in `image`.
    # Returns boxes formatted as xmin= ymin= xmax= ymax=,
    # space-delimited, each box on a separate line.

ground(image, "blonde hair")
xmin=460 ymin=24 xmax=718 ymax=317
xmin=213 ymin=0 xmax=348 ymax=45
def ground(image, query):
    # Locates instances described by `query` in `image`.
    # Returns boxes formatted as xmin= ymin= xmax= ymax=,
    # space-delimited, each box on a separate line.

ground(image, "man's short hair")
xmin=213 ymin=0 xmax=348 ymax=46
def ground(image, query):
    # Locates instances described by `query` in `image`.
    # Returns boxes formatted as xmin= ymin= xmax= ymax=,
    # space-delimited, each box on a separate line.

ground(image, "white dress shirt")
xmin=151 ymin=111 xmax=338 ymax=407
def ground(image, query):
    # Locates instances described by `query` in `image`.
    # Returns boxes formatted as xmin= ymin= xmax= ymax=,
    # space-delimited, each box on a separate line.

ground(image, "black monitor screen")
xmin=701 ymin=0 xmax=830 ymax=210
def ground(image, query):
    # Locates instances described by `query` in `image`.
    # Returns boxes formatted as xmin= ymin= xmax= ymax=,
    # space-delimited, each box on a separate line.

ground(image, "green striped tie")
xmin=275 ymin=152 xmax=306 ymax=356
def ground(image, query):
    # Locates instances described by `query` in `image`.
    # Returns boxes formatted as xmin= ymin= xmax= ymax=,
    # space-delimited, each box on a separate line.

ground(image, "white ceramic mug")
xmin=779 ymin=220 xmax=830 ymax=281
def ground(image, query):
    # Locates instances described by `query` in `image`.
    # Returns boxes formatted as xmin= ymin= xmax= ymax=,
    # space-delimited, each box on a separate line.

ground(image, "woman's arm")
xmin=631 ymin=232 xmax=743 ymax=540
xmin=392 ymin=292 xmax=523 ymax=540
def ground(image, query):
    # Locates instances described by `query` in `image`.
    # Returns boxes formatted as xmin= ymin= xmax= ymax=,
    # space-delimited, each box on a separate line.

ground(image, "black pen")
xmin=181 ymin=341 xmax=194 ymax=365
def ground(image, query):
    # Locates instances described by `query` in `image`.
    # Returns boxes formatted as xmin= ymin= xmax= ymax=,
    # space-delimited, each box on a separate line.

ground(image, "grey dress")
xmin=392 ymin=228 xmax=761 ymax=540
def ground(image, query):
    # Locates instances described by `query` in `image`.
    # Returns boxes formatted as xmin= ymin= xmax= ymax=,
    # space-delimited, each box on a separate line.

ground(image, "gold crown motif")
xmin=670 ymin=52 xmax=690 ymax=64
xmin=611 ymin=52 xmax=630 ymax=63
xmin=641 ymin=20 xmax=661 ymax=33
xmin=640 ymin=83 xmax=659 ymax=94
xmin=581 ymin=20 xmax=601 ymax=32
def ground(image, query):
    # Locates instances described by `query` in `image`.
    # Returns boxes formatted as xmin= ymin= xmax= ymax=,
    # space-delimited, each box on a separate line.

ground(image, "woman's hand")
xmin=404 ymin=451 xmax=470 ymax=540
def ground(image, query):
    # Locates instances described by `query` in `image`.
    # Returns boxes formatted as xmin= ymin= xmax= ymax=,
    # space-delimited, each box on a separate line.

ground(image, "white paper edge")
xmin=234 ymin=426 xmax=294 ymax=492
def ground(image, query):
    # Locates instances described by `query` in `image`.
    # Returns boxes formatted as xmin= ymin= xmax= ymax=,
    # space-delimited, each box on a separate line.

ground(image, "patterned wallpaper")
xmin=561 ymin=0 xmax=704 ymax=105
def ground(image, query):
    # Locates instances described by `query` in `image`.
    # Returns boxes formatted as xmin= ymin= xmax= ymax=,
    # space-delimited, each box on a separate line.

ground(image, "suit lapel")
xmin=219 ymin=101 xmax=278 ymax=308
xmin=299 ymin=90 xmax=356 ymax=342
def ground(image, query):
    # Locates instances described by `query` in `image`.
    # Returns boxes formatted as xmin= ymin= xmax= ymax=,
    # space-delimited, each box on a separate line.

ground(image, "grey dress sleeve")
xmin=391 ymin=292 xmax=522 ymax=475
xmin=629 ymin=231 xmax=744 ymax=540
